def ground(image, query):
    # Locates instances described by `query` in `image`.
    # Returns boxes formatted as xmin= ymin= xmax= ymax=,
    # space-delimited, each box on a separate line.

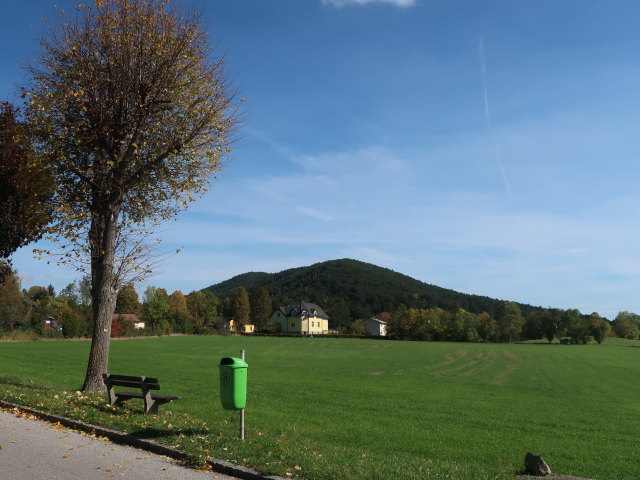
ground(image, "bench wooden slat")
xmin=102 ymin=373 xmax=180 ymax=414
xmin=111 ymin=392 xmax=180 ymax=401
xmin=106 ymin=374 xmax=160 ymax=384
xmin=105 ymin=379 xmax=161 ymax=390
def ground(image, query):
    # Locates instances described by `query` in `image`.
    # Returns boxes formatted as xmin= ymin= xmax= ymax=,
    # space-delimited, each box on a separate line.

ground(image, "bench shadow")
xmin=0 ymin=375 xmax=45 ymax=390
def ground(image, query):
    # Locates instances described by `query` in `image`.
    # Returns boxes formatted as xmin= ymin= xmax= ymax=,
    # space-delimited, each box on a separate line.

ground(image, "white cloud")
xmin=322 ymin=0 xmax=416 ymax=7
xmin=296 ymin=206 xmax=335 ymax=222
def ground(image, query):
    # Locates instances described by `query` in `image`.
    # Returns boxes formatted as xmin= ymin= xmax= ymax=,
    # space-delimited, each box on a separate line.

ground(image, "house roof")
xmin=365 ymin=317 xmax=388 ymax=325
xmin=277 ymin=300 xmax=330 ymax=320
xmin=112 ymin=313 xmax=142 ymax=323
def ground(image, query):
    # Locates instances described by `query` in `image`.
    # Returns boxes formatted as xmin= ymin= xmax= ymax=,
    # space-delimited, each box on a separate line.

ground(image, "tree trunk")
xmin=82 ymin=207 xmax=119 ymax=392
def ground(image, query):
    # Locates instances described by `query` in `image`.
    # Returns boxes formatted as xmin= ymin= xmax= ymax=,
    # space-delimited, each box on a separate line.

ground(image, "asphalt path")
xmin=0 ymin=408 xmax=238 ymax=480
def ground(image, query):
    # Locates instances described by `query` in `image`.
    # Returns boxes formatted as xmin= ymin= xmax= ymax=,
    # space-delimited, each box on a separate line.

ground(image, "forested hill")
xmin=205 ymin=259 xmax=542 ymax=329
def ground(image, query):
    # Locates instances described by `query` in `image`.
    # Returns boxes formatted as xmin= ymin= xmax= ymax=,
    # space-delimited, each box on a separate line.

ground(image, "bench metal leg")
xmin=143 ymin=391 xmax=158 ymax=414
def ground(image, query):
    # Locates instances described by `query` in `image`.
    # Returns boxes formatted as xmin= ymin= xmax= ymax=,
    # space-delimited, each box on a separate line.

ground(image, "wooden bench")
xmin=102 ymin=373 xmax=181 ymax=414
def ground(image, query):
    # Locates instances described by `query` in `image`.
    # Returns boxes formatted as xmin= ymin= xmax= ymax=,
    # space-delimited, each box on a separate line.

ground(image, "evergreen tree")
xmin=59 ymin=282 xmax=80 ymax=307
xmin=202 ymin=290 xmax=218 ymax=328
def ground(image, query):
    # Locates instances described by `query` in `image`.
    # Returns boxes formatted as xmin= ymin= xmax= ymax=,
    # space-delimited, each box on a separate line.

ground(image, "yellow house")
xmin=270 ymin=300 xmax=329 ymax=335
xmin=227 ymin=320 xmax=255 ymax=334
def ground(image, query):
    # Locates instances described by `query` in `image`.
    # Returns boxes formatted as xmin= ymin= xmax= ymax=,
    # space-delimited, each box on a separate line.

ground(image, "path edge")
xmin=0 ymin=400 xmax=288 ymax=480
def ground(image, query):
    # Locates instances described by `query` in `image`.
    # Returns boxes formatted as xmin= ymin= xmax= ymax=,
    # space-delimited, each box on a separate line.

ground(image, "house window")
xmin=291 ymin=322 xmax=295 ymax=327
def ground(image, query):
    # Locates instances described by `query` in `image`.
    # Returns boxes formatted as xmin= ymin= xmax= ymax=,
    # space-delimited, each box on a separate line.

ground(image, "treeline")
xmin=0 ymin=268 xmax=222 ymax=338
xmin=380 ymin=302 xmax=613 ymax=344
xmin=0 ymin=267 xmax=276 ymax=338
xmin=3 ymin=262 xmax=640 ymax=344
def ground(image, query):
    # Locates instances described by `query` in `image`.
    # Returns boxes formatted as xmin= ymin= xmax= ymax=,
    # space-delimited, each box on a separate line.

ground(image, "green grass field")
xmin=1 ymin=336 xmax=639 ymax=479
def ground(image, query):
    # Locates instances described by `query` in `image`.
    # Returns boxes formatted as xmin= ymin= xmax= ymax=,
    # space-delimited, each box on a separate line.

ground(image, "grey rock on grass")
xmin=524 ymin=452 xmax=552 ymax=476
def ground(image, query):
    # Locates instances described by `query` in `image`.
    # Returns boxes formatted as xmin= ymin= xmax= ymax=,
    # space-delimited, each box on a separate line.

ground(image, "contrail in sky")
xmin=479 ymin=35 xmax=511 ymax=195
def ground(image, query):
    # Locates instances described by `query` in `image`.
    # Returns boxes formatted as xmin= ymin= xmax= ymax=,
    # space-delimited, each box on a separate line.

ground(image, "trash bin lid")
xmin=219 ymin=357 xmax=248 ymax=368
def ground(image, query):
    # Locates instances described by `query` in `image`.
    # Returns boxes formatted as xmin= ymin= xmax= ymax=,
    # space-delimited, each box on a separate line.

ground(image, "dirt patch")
xmin=440 ymin=360 xmax=479 ymax=375
xmin=491 ymin=363 xmax=518 ymax=385
xmin=503 ymin=350 xmax=519 ymax=360
xmin=460 ymin=363 xmax=492 ymax=377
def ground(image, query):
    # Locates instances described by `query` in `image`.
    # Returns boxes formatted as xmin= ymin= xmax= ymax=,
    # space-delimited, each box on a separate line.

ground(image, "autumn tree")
xmin=250 ymin=287 xmax=272 ymax=331
xmin=56 ymin=301 xmax=85 ymax=338
xmin=0 ymin=102 xmax=51 ymax=283
xmin=23 ymin=0 xmax=237 ymax=390
xmin=168 ymin=290 xmax=189 ymax=333
xmin=587 ymin=312 xmax=609 ymax=344
xmin=115 ymin=283 xmax=141 ymax=316
xmin=186 ymin=290 xmax=206 ymax=331
xmin=231 ymin=286 xmax=250 ymax=326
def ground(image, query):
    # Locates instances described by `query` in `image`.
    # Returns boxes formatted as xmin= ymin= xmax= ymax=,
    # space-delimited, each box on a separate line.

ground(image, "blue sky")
xmin=3 ymin=0 xmax=640 ymax=319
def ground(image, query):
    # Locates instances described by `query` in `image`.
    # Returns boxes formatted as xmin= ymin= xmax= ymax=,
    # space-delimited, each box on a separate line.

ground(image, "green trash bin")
xmin=218 ymin=357 xmax=248 ymax=410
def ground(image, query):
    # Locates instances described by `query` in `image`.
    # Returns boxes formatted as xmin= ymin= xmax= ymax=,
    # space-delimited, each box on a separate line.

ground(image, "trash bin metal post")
xmin=240 ymin=349 xmax=245 ymax=441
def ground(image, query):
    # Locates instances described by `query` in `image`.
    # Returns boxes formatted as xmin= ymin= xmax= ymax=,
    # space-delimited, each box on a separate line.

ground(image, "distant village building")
xmin=270 ymin=300 xmax=329 ymax=335
xmin=43 ymin=317 xmax=62 ymax=331
xmin=364 ymin=317 xmax=387 ymax=337
xmin=226 ymin=320 xmax=255 ymax=334
xmin=111 ymin=314 xmax=145 ymax=329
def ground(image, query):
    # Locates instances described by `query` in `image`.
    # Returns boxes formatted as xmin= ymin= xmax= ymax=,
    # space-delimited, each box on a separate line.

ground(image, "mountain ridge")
xmin=205 ymin=258 xmax=542 ymax=329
